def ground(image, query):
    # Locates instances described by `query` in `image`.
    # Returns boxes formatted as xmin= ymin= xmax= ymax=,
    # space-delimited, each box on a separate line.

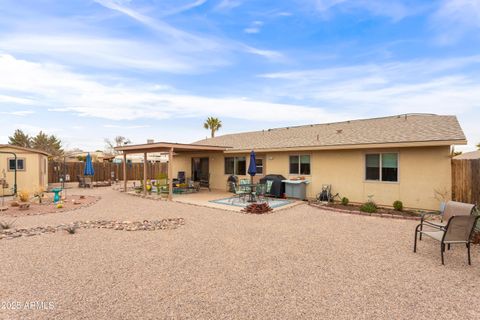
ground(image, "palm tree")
xmin=203 ymin=117 xmax=222 ymax=138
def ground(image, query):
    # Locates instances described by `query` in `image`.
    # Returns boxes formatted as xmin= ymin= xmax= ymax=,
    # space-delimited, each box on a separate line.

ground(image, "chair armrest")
xmin=420 ymin=211 xmax=441 ymax=221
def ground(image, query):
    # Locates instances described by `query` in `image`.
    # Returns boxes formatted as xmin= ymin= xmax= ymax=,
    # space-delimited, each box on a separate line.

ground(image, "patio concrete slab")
xmin=172 ymin=189 xmax=302 ymax=212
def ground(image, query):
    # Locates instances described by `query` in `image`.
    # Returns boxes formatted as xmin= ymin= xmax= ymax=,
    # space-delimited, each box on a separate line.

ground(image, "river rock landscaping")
xmin=0 ymin=218 xmax=185 ymax=240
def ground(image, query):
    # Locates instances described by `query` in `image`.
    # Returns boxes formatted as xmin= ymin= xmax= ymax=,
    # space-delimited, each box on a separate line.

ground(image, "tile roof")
xmin=193 ymin=114 xmax=466 ymax=151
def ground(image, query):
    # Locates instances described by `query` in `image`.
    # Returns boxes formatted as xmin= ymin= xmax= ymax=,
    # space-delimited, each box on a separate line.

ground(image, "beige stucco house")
xmin=0 ymin=145 xmax=49 ymax=196
xmin=117 ymin=114 xmax=467 ymax=210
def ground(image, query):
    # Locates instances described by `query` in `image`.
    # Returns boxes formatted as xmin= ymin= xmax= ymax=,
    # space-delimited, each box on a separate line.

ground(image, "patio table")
xmin=239 ymin=183 xmax=257 ymax=202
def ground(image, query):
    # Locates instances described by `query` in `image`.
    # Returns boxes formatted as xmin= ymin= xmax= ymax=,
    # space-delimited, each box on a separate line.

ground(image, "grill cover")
xmin=259 ymin=174 xmax=286 ymax=198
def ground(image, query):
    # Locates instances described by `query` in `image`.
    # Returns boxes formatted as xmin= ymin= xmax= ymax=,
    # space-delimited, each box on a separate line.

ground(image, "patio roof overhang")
xmin=115 ymin=142 xmax=230 ymax=201
xmin=115 ymin=142 xmax=230 ymax=154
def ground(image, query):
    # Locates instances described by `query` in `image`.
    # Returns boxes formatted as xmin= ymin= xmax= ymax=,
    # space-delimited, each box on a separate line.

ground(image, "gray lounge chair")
xmin=419 ymin=201 xmax=475 ymax=240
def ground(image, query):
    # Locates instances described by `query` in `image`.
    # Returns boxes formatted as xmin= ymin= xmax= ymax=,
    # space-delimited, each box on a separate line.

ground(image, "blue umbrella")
xmin=84 ymin=153 xmax=95 ymax=176
xmin=248 ymin=150 xmax=256 ymax=183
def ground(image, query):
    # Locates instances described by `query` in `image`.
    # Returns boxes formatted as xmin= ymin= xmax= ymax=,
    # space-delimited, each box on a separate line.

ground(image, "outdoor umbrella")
xmin=84 ymin=153 xmax=95 ymax=177
xmin=247 ymin=150 xmax=257 ymax=184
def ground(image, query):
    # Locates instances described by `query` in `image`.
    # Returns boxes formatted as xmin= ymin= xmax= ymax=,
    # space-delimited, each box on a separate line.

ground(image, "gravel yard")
xmin=1 ymin=188 xmax=479 ymax=319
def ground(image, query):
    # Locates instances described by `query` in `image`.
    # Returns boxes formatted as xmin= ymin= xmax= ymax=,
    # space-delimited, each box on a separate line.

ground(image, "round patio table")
xmin=240 ymin=184 xmax=257 ymax=202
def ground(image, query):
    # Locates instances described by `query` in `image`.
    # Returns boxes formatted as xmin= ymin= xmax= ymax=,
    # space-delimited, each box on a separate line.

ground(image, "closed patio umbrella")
xmin=84 ymin=153 xmax=95 ymax=177
xmin=248 ymin=150 xmax=257 ymax=184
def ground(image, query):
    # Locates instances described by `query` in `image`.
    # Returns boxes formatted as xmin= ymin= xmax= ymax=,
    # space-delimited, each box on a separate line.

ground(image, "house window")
xmin=8 ymin=158 xmax=25 ymax=171
xmin=289 ymin=155 xmax=310 ymax=175
xmin=255 ymin=158 xmax=263 ymax=175
xmin=225 ymin=157 xmax=247 ymax=175
xmin=225 ymin=157 xmax=234 ymax=175
xmin=365 ymin=153 xmax=398 ymax=182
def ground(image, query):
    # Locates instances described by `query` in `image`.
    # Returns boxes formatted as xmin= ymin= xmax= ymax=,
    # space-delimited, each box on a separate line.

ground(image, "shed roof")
xmin=0 ymin=144 xmax=50 ymax=156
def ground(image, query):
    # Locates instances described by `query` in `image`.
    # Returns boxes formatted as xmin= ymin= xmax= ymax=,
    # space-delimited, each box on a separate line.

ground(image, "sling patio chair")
xmin=414 ymin=215 xmax=480 ymax=265
xmin=255 ymin=183 xmax=269 ymax=204
xmin=418 ymin=201 xmax=476 ymax=240
xmin=230 ymin=183 xmax=249 ymax=204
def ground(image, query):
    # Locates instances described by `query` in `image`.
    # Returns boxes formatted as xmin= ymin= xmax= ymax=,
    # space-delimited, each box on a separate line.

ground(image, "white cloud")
xmin=103 ymin=124 xmax=151 ymax=129
xmin=215 ymin=0 xmax=243 ymax=11
xmin=0 ymin=34 xmax=224 ymax=73
xmin=310 ymin=0 xmax=417 ymax=21
xmin=0 ymin=110 xmax=34 ymax=116
xmin=431 ymin=0 xmax=480 ymax=44
xmin=259 ymin=56 xmax=480 ymax=149
xmin=244 ymin=21 xmax=263 ymax=34
xmin=92 ymin=0 xmax=283 ymax=63
xmin=0 ymin=54 xmax=344 ymax=124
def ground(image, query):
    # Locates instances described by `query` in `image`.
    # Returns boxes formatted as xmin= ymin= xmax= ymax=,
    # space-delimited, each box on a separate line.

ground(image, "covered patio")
xmin=115 ymin=142 xmax=228 ymax=201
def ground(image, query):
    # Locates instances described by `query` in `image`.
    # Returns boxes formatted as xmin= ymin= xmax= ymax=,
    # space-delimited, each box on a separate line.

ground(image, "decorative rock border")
xmin=0 ymin=195 xmax=101 ymax=217
xmin=308 ymin=202 xmax=422 ymax=221
xmin=0 ymin=218 xmax=185 ymax=240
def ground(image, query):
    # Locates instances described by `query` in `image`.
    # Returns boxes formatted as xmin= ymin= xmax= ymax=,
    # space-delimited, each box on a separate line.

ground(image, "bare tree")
xmin=105 ymin=136 xmax=131 ymax=155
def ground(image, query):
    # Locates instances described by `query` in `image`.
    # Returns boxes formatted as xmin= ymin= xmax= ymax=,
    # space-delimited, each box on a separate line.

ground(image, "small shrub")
xmin=18 ymin=190 xmax=30 ymax=202
xmin=341 ymin=197 xmax=349 ymax=206
xmin=242 ymin=203 xmax=273 ymax=214
xmin=65 ymin=225 xmax=78 ymax=234
xmin=360 ymin=202 xmax=377 ymax=213
xmin=393 ymin=200 xmax=403 ymax=211
xmin=0 ymin=220 xmax=16 ymax=230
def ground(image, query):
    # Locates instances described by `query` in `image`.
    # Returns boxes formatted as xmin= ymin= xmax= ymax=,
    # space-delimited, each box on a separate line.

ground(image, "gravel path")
xmin=1 ymin=188 xmax=479 ymax=319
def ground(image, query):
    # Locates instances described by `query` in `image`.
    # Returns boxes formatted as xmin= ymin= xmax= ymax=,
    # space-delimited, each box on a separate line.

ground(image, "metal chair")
xmin=231 ymin=183 xmax=248 ymax=204
xmin=419 ymin=201 xmax=475 ymax=240
xmin=414 ymin=215 xmax=480 ymax=265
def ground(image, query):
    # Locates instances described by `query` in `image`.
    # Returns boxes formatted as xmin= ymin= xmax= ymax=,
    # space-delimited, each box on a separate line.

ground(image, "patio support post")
xmin=168 ymin=147 xmax=173 ymax=201
xmin=123 ymin=153 xmax=127 ymax=192
xmin=143 ymin=152 xmax=147 ymax=196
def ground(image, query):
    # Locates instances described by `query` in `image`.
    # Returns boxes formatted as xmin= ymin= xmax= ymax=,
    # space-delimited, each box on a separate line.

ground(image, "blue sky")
xmin=0 ymin=0 xmax=479 ymax=151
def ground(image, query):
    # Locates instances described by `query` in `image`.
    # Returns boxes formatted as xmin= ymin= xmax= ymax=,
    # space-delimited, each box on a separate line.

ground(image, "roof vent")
xmin=147 ymin=139 xmax=154 ymax=144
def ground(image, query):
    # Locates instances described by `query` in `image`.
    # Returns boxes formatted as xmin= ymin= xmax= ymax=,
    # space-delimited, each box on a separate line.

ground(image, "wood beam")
xmin=168 ymin=147 xmax=173 ymax=201
xmin=123 ymin=153 xmax=127 ymax=192
xmin=143 ymin=152 xmax=147 ymax=196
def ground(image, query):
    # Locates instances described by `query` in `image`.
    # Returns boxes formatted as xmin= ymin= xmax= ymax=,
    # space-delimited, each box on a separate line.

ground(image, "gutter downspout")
xmin=0 ymin=151 xmax=18 ymax=196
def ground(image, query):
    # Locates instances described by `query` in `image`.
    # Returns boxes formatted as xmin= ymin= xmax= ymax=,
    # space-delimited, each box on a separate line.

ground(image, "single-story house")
xmin=454 ymin=150 xmax=480 ymax=160
xmin=0 ymin=145 xmax=49 ymax=196
xmin=116 ymin=114 xmax=467 ymax=210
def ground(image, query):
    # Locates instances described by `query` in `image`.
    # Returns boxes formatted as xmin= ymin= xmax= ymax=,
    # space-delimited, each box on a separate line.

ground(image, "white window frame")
xmin=255 ymin=158 xmax=264 ymax=176
xmin=8 ymin=158 xmax=26 ymax=171
xmin=364 ymin=152 xmax=399 ymax=183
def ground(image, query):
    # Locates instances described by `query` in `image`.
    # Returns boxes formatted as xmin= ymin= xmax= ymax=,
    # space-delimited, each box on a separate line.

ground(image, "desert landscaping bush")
xmin=393 ymin=200 xmax=403 ymax=211
xmin=18 ymin=190 xmax=30 ymax=202
xmin=0 ymin=220 xmax=16 ymax=230
xmin=65 ymin=225 xmax=78 ymax=234
xmin=341 ymin=197 xmax=349 ymax=206
xmin=360 ymin=202 xmax=378 ymax=213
